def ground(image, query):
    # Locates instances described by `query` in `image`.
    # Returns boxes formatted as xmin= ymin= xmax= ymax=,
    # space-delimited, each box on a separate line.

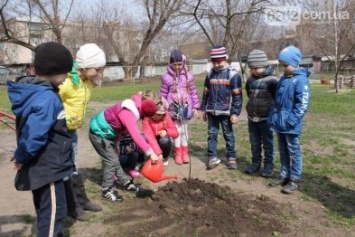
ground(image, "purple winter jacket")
xmin=160 ymin=65 xmax=200 ymax=120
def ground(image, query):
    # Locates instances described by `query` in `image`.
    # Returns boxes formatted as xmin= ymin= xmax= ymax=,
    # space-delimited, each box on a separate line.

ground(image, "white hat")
xmin=76 ymin=43 xmax=106 ymax=69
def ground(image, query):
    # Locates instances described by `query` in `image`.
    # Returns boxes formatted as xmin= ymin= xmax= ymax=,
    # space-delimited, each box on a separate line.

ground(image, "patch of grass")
xmin=21 ymin=214 xmax=35 ymax=224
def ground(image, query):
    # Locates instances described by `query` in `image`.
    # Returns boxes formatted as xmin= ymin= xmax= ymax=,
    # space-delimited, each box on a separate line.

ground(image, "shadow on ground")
xmin=301 ymin=173 xmax=355 ymax=219
xmin=0 ymin=214 xmax=35 ymax=237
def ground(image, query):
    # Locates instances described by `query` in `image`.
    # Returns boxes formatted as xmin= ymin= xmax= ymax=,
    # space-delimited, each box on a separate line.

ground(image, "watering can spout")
xmin=141 ymin=160 xmax=178 ymax=183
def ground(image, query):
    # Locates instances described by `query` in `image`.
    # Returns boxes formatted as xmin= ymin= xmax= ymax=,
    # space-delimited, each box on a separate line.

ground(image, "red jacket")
xmin=142 ymin=113 xmax=179 ymax=155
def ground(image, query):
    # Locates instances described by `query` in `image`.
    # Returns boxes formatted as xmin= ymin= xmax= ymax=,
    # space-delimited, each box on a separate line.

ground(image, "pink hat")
xmin=141 ymin=100 xmax=158 ymax=117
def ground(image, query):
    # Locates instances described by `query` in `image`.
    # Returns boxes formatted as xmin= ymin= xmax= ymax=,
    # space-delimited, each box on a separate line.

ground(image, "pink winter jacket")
xmin=104 ymin=93 xmax=152 ymax=156
xmin=142 ymin=113 xmax=179 ymax=155
xmin=160 ymin=65 xmax=200 ymax=119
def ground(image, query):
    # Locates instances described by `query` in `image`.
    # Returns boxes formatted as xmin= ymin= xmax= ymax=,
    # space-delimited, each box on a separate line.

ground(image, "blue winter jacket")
xmin=201 ymin=65 xmax=243 ymax=116
xmin=7 ymin=77 xmax=74 ymax=191
xmin=267 ymin=68 xmax=311 ymax=135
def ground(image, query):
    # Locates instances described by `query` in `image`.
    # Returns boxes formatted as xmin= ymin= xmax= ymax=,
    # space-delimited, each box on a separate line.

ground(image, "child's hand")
xmin=150 ymin=153 xmax=161 ymax=163
xmin=11 ymin=157 xmax=22 ymax=171
xmin=158 ymin=130 xmax=167 ymax=137
xmin=125 ymin=145 xmax=133 ymax=154
xmin=230 ymin=115 xmax=239 ymax=124
xmin=203 ymin=112 xmax=207 ymax=121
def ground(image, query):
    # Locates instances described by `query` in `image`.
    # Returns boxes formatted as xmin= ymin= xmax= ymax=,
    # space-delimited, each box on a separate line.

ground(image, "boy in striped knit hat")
xmin=201 ymin=45 xmax=243 ymax=170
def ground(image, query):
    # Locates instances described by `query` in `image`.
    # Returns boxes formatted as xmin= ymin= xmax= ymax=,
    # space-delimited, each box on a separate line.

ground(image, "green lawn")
xmin=1 ymin=78 xmax=355 ymax=228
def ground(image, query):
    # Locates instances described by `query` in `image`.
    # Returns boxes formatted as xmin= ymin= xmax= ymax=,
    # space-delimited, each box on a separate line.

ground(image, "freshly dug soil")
xmin=106 ymin=179 xmax=290 ymax=237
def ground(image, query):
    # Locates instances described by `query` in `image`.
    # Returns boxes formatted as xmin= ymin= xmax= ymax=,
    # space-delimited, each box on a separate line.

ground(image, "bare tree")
xmin=97 ymin=0 xmax=185 ymax=79
xmin=298 ymin=0 xmax=355 ymax=92
xmin=0 ymin=0 xmax=35 ymax=50
xmin=190 ymin=0 xmax=271 ymax=60
xmin=32 ymin=0 xmax=75 ymax=44
xmin=0 ymin=0 xmax=75 ymax=51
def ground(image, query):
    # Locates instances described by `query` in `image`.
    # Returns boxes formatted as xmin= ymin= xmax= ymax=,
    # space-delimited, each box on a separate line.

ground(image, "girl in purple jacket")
xmin=160 ymin=49 xmax=200 ymax=165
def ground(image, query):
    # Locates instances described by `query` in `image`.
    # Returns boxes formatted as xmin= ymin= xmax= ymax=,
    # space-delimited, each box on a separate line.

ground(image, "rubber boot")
xmin=174 ymin=147 xmax=183 ymax=165
xmin=72 ymin=173 xmax=102 ymax=212
xmin=64 ymin=178 xmax=90 ymax=221
xmin=181 ymin=146 xmax=190 ymax=164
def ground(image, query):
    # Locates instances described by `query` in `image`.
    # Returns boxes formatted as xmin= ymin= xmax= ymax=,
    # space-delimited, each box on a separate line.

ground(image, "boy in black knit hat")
xmin=245 ymin=49 xmax=278 ymax=177
xmin=7 ymin=42 xmax=74 ymax=237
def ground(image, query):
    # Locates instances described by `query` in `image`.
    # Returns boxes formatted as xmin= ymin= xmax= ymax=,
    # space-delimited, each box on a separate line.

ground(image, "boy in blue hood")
xmin=268 ymin=46 xmax=311 ymax=194
xmin=245 ymin=50 xmax=278 ymax=177
xmin=7 ymin=42 xmax=74 ymax=236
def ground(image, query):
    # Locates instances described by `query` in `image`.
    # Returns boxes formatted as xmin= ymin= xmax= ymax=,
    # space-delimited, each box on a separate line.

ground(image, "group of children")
xmin=7 ymin=41 xmax=310 ymax=236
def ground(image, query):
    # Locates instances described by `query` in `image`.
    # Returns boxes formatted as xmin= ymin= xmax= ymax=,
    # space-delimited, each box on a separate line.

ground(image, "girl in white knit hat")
xmin=59 ymin=43 xmax=106 ymax=221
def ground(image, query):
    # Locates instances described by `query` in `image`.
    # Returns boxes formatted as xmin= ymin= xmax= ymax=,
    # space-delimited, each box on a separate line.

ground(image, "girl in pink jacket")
xmin=142 ymin=97 xmax=179 ymax=166
xmin=160 ymin=49 xmax=200 ymax=165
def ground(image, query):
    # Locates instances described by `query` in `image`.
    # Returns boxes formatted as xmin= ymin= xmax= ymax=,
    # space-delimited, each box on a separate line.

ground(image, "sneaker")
xmin=269 ymin=177 xmax=290 ymax=187
xmin=226 ymin=158 xmax=238 ymax=169
xmin=245 ymin=163 xmax=260 ymax=174
xmin=102 ymin=187 xmax=123 ymax=202
xmin=261 ymin=164 xmax=274 ymax=177
xmin=281 ymin=180 xmax=300 ymax=194
xmin=123 ymin=180 xmax=139 ymax=192
xmin=128 ymin=169 xmax=140 ymax=178
xmin=163 ymin=158 xmax=169 ymax=166
xmin=207 ymin=157 xmax=221 ymax=170
xmin=82 ymin=201 xmax=102 ymax=212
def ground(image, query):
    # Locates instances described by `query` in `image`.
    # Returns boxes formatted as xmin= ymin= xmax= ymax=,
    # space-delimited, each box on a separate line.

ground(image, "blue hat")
xmin=278 ymin=46 xmax=302 ymax=67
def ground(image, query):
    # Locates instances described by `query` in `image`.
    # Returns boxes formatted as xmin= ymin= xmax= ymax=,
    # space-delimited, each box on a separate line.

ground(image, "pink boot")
xmin=182 ymin=146 xmax=190 ymax=163
xmin=174 ymin=147 xmax=183 ymax=165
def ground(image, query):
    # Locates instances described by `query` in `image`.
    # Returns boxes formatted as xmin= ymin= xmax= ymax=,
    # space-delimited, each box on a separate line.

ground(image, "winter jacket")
xmin=89 ymin=93 xmax=153 ymax=156
xmin=7 ymin=77 xmax=74 ymax=191
xmin=59 ymin=74 xmax=93 ymax=130
xmin=201 ymin=64 xmax=243 ymax=116
xmin=118 ymin=133 xmax=143 ymax=156
xmin=246 ymin=66 xmax=279 ymax=122
xmin=267 ymin=68 xmax=311 ymax=135
xmin=160 ymin=65 xmax=200 ymax=120
xmin=142 ymin=113 xmax=179 ymax=155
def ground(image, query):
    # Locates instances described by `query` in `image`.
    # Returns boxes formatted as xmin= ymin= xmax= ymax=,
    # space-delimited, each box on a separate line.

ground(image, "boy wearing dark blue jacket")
xmin=7 ymin=42 xmax=74 ymax=236
xmin=201 ymin=45 xmax=243 ymax=170
xmin=268 ymin=46 xmax=310 ymax=194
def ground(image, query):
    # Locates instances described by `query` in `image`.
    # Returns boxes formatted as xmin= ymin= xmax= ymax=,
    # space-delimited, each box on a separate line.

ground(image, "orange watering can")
xmin=141 ymin=160 xmax=178 ymax=183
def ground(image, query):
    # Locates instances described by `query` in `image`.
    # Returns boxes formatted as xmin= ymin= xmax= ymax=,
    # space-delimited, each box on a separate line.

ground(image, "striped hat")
xmin=210 ymin=45 xmax=228 ymax=59
xmin=247 ymin=50 xmax=269 ymax=68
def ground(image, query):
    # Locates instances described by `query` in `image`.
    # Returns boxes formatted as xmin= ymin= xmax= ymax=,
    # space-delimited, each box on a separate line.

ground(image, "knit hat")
xmin=34 ymin=42 xmax=73 ymax=76
xmin=247 ymin=50 xmax=269 ymax=68
xmin=76 ymin=43 xmax=106 ymax=69
xmin=210 ymin=45 xmax=228 ymax=59
xmin=141 ymin=100 xmax=159 ymax=117
xmin=170 ymin=49 xmax=185 ymax=64
xmin=278 ymin=46 xmax=302 ymax=68
xmin=155 ymin=97 xmax=169 ymax=115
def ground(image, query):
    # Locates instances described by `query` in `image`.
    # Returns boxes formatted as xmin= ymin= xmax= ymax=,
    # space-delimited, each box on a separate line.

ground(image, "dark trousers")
xmin=120 ymin=151 xmax=140 ymax=170
xmin=32 ymin=180 xmax=66 ymax=237
xmin=207 ymin=114 xmax=236 ymax=159
xmin=158 ymin=136 xmax=172 ymax=159
xmin=248 ymin=120 xmax=274 ymax=166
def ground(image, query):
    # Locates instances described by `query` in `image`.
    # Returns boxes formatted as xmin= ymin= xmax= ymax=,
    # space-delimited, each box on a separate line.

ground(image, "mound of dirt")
xmin=106 ymin=179 xmax=290 ymax=237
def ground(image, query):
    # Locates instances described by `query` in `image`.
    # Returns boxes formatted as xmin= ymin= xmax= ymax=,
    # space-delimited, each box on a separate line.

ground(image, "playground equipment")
xmin=0 ymin=111 xmax=15 ymax=131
